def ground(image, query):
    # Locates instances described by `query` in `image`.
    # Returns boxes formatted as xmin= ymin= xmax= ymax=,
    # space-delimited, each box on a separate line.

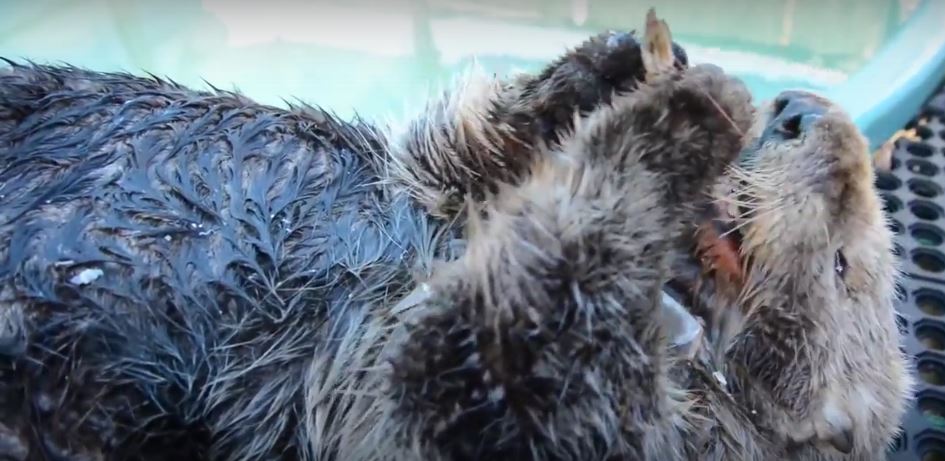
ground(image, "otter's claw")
xmin=642 ymin=8 xmax=676 ymax=81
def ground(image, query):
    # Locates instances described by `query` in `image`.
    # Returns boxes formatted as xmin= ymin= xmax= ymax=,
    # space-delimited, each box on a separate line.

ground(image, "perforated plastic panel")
xmin=879 ymin=124 xmax=945 ymax=283
xmin=883 ymin=84 xmax=945 ymax=461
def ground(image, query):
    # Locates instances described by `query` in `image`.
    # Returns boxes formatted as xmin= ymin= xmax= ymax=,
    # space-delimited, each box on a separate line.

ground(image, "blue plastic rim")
xmin=827 ymin=0 xmax=945 ymax=152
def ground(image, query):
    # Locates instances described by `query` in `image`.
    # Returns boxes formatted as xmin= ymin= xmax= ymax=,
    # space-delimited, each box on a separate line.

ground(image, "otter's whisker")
xmin=719 ymin=206 xmax=781 ymax=239
xmin=701 ymin=89 xmax=746 ymax=139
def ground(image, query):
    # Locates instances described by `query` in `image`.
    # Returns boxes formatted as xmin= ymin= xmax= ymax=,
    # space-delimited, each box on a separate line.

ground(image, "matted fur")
xmin=0 ymin=25 xmax=909 ymax=461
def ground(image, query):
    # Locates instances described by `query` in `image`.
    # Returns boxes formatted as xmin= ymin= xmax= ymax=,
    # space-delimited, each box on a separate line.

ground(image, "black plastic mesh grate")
xmin=884 ymin=84 xmax=945 ymax=461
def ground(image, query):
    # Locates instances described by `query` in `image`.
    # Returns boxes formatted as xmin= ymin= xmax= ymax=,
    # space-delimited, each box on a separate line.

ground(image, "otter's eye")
xmin=835 ymin=250 xmax=848 ymax=280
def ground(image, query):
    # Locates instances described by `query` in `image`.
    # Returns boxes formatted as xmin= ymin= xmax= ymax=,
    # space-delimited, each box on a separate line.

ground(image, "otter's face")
xmin=690 ymin=90 xmax=912 ymax=454
xmin=720 ymin=90 xmax=895 ymax=303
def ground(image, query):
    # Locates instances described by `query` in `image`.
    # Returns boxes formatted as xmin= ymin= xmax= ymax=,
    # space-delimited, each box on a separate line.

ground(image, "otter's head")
xmin=679 ymin=90 xmax=913 ymax=454
xmin=725 ymin=91 xmax=891 ymax=287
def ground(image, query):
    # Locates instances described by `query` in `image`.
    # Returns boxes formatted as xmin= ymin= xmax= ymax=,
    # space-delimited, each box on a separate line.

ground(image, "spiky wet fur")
xmin=0 ymin=27 xmax=908 ymax=461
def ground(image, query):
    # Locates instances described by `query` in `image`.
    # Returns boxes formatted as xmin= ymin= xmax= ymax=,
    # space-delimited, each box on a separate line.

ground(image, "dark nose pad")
xmin=763 ymin=91 xmax=827 ymax=141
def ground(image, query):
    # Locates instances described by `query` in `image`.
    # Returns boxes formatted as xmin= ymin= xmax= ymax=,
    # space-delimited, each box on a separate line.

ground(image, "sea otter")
xmin=0 ymin=11 xmax=911 ymax=461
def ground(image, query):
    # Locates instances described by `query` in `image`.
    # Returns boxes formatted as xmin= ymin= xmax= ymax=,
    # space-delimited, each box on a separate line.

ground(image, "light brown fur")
xmin=696 ymin=92 xmax=915 ymax=459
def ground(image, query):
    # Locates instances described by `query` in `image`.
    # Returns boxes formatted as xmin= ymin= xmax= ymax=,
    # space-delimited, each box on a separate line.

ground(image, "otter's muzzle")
xmin=762 ymin=90 xmax=829 ymax=142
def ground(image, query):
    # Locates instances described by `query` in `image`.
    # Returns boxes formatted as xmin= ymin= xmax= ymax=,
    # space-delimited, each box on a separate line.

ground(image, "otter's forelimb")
xmin=388 ymin=24 xmax=688 ymax=219
xmin=382 ymin=63 xmax=753 ymax=460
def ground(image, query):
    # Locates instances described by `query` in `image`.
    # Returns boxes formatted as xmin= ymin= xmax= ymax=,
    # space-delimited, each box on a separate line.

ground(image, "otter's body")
xmin=0 ymin=17 xmax=912 ymax=461
xmin=0 ymin=64 xmax=465 ymax=460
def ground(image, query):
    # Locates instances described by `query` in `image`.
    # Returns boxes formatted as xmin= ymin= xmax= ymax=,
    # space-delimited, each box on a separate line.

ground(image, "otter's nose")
xmin=763 ymin=91 xmax=827 ymax=141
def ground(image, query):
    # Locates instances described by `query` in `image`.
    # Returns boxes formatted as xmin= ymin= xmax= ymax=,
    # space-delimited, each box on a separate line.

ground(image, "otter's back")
xmin=0 ymin=63 xmax=455 ymax=459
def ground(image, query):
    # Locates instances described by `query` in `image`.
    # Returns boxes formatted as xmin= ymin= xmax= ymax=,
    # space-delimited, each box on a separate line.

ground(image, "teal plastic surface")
xmin=1 ymin=0 xmax=944 ymax=150
xmin=827 ymin=0 xmax=945 ymax=151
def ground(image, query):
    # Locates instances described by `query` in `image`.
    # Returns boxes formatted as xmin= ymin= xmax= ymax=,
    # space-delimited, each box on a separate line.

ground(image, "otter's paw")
xmin=385 ymin=232 xmax=661 ymax=460
xmin=387 ymin=288 xmax=634 ymax=460
xmin=522 ymin=28 xmax=688 ymax=143
xmin=674 ymin=63 xmax=754 ymax=183
xmin=677 ymin=63 xmax=755 ymax=143
xmin=616 ymin=63 xmax=752 ymax=205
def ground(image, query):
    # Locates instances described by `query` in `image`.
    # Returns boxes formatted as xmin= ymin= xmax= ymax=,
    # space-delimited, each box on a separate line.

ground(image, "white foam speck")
xmin=69 ymin=268 xmax=103 ymax=286
xmin=713 ymin=371 xmax=728 ymax=388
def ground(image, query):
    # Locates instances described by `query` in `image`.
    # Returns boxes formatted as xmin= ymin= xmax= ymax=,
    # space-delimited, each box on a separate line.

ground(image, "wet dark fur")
xmin=0 ymin=27 xmax=898 ymax=461
xmin=0 ymin=60 xmax=463 ymax=460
